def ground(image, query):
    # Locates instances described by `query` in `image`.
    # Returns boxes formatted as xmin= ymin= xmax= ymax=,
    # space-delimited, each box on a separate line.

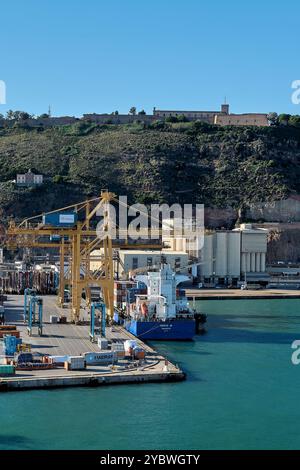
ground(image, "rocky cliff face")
xmin=267 ymin=227 xmax=300 ymax=263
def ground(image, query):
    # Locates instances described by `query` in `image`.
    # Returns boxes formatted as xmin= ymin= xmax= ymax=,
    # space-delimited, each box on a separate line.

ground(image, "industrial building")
xmin=162 ymin=223 xmax=268 ymax=286
xmin=90 ymin=249 xmax=189 ymax=278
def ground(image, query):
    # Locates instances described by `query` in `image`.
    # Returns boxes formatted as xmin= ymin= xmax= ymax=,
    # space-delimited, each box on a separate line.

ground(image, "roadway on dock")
xmin=186 ymin=288 xmax=300 ymax=300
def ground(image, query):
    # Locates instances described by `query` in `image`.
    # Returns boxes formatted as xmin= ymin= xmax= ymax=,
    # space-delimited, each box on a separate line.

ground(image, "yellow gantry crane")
xmin=6 ymin=191 xmax=116 ymax=323
xmin=5 ymin=190 xmax=163 ymax=323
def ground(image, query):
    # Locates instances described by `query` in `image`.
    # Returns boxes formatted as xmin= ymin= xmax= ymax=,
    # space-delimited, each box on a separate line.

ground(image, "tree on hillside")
xmin=278 ymin=114 xmax=291 ymax=126
xmin=129 ymin=107 xmax=136 ymax=115
xmin=17 ymin=111 xmax=31 ymax=120
xmin=138 ymin=109 xmax=146 ymax=115
xmin=5 ymin=110 xmax=32 ymax=120
xmin=267 ymin=112 xmax=279 ymax=126
xmin=289 ymin=115 xmax=300 ymax=128
xmin=6 ymin=110 xmax=14 ymax=120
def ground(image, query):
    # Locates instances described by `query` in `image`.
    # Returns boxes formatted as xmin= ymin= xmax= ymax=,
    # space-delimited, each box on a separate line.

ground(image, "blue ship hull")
xmin=125 ymin=318 xmax=195 ymax=340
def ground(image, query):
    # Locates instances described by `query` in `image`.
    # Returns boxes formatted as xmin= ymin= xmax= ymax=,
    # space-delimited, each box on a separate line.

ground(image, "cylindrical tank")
xmin=124 ymin=340 xmax=137 ymax=355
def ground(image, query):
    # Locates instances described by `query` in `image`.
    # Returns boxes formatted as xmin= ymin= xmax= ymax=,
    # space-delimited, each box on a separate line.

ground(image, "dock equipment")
xmin=90 ymin=302 xmax=106 ymax=342
xmin=6 ymin=191 xmax=163 ymax=324
xmin=27 ymin=296 xmax=43 ymax=336
xmin=24 ymin=288 xmax=36 ymax=322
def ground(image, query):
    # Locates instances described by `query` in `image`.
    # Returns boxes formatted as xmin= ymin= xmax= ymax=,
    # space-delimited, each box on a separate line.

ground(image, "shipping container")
xmin=50 ymin=315 xmax=58 ymax=324
xmin=84 ymin=351 xmax=117 ymax=365
xmin=3 ymin=335 xmax=17 ymax=355
xmin=0 ymin=330 xmax=20 ymax=338
xmin=97 ymin=338 xmax=109 ymax=350
xmin=42 ymin=212 xmax=77 ymax=228
xmin=111 ymin=343 xmax=125 ymax=358
xmin=0 ymin=325 xmax=16 ymax=331
xmin=16 ymin=352 xmax=33 ymax=363
xmin=68 ymin=356 xmax=85 ymax=370
xmin=133 ymin=347 xmax=146 ymax=360
xmin=0 ymin=364 xmax=15 ymax=376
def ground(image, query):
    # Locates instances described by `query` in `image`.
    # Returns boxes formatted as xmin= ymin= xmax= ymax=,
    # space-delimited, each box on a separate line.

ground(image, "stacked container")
xmin=114 ymin=281 xmax=135 ymax=308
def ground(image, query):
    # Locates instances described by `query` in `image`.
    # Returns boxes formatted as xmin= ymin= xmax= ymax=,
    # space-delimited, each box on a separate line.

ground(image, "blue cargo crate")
xmin=3 ymin=335 xmax=18 ymax=355
xmin=42 ymin=212 xmax=77 ymax=228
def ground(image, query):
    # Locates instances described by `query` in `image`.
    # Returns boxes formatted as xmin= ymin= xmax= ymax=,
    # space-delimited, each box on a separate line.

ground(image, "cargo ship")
xmin=124 ymin=265 xmax=201 ymax=340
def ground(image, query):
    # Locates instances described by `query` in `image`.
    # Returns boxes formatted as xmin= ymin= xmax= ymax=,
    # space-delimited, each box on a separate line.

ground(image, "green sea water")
xmin=1 ymin=298 xmax=300 ymax=450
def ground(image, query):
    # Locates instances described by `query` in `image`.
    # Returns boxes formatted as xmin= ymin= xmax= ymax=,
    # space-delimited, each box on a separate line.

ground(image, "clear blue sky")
xmin=0 ymin=0 xmax=299 ymax=117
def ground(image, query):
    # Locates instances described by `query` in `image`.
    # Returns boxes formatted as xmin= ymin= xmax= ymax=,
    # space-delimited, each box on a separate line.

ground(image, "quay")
xmin=0 ymin=295 xmax=185 ymax=392
xmin=186 ymin=288 xmax=300 ymax=301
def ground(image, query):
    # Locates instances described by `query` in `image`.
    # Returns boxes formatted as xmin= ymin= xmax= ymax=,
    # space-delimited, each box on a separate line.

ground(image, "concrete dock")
xmin=0 ymin=295 xmax=185 ymax=392
xmin=186 ymin=288 xmax=300 ymax=301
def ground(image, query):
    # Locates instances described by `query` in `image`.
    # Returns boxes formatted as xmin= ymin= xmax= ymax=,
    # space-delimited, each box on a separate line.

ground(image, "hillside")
xmin=0 ymin=120 xmax=300 ymax=225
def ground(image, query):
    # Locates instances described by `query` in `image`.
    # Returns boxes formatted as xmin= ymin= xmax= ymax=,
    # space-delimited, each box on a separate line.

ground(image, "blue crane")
xmin=24 ymin=288 xmax=36 ymax=323
xmin=27 ymin=296 xmax=43 ymax=336
xmin=89 ymin=302 xmax=106 ymax=342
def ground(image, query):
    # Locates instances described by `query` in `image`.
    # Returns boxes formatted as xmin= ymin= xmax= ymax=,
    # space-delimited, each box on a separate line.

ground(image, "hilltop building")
xmin=83 ymin=103 xmax=268 ymax=127
xmin=153 ymin=103 xmax=230 ymax=124
xmin=16 ymin=169 xmax=43 ymax=187
xmin=153 ymin=103 xmax=269 ymax=127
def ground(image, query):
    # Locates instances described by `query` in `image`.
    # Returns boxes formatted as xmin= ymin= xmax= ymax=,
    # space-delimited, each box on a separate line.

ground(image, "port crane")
xmin=6 ymin=191 xmax=117 ymax=323
xmin=5 ymin=191 xmax=163 ymax=323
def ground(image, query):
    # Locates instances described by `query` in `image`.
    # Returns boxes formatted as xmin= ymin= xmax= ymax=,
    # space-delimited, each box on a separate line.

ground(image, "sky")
xmin=0 ymin=0 xmax=300 ymax=117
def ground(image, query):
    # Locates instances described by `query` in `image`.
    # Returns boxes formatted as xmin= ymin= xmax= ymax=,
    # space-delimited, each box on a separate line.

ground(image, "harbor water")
xmin=1 ymin=298 xmax=300 ymax=450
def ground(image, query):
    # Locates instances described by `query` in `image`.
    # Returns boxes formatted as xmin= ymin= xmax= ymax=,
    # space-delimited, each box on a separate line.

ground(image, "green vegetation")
xmin=0 ymin=121 xmax=299 ymax=223
xmin=269 ymin=112 xmax=300 ymax=128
